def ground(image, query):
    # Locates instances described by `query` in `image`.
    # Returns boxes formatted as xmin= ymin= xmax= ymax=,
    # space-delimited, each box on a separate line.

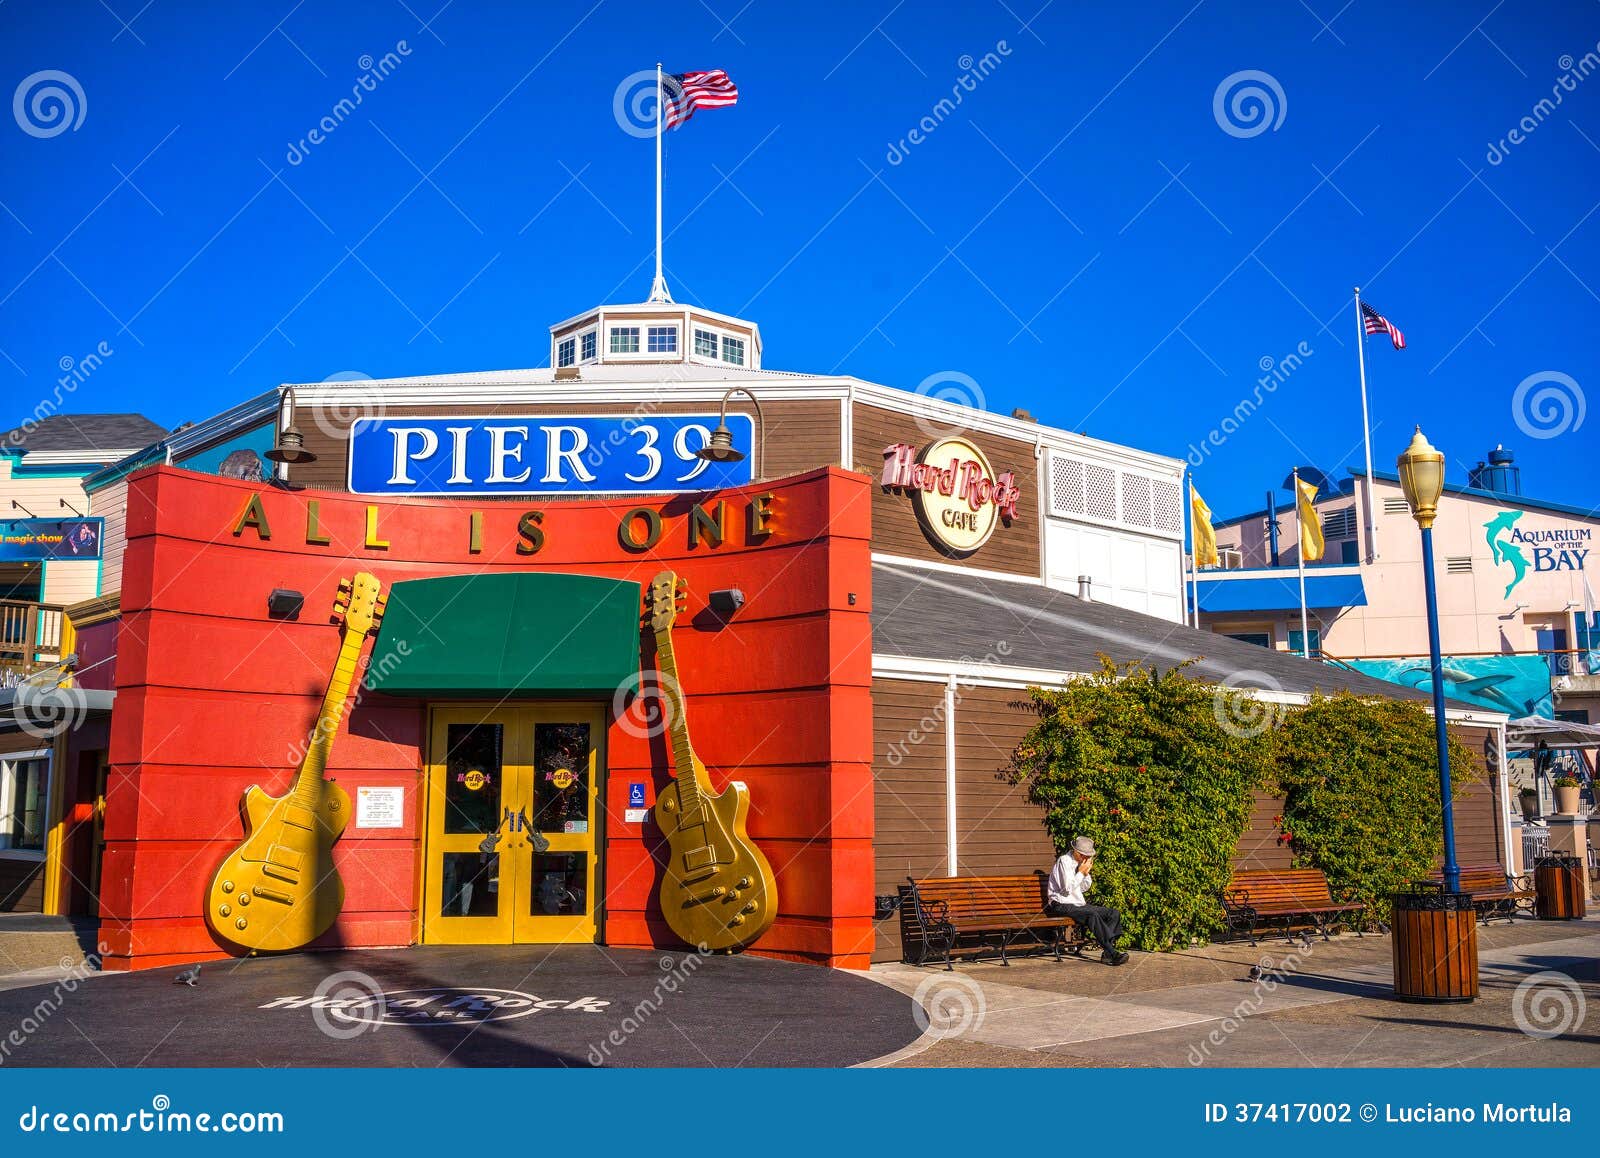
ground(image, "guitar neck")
xmin=653 ymin=627 xmax=706 ymax=806
xmin=292 ymin=629 xmax=366 ymax=803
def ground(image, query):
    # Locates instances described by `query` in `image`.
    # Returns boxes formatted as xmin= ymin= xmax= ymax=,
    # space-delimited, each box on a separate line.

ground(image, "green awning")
xmin=368 ymin=573 xmax=641 ymax=697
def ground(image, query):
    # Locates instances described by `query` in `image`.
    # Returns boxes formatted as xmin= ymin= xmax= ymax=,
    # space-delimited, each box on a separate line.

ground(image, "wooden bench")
xmin=897 ymin=874 xmax=1088 ymax=970
xmin=1426 ymin=863 xmax=1535 ymax=924
xmin=1219 ymin=868 xmax=1365 ymax=945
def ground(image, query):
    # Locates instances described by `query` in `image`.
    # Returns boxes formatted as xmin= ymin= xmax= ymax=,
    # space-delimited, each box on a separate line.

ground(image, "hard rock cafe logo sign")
xmin=881 ymin=437 xmax=1020 ymax=556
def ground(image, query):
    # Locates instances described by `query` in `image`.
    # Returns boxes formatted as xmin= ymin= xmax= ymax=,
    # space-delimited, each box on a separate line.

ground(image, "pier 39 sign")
xmin=348 ymin=414 xmax=754 ymax=496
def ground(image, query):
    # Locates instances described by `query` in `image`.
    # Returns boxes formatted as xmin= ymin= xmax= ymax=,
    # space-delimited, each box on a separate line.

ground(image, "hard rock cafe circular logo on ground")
xmin=268 ymin=987 xmax=613 ymax=1026
xmin=881 ymin=436 xmax=1021 ymax=556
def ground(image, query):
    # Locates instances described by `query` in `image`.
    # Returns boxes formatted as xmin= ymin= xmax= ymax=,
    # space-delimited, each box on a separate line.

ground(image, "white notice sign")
xmin=355 ymin=786 xmax=404 ymax=829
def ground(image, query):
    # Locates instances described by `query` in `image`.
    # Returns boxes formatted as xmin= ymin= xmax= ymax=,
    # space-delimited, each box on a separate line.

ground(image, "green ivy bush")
xmin=1273 ymin=692 xmax=1479 ymax=923
xmin=1008 ymin=659 xmax=1276 ymax=951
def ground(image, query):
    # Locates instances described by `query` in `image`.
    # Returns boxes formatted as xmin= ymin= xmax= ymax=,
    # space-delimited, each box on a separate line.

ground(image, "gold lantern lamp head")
xmin=1396 ymin=426 xmax=1446 ymax=530
xmin=695 ymin=421 xmax=746 ymax=464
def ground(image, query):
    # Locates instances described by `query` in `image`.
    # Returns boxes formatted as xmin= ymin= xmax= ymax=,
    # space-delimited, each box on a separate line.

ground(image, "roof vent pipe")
xmin=1077 ymin=575 xmax=1093 ymax=601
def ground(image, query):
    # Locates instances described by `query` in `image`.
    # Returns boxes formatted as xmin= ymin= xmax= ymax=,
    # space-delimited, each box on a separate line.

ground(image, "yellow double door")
xmin=423 ymin=705 xmax=604 ymax=945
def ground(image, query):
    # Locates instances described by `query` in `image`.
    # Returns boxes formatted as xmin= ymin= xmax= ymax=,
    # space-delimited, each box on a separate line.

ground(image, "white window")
xmin=694 ymin=328 xmax=718 ymax=358
xmin=580 ymin=331 xmax=596 ymax=361
xmin=0 ymin=753 xmax=49 ymax=854
xmin=610 ymin=327 xmax=640 ymax=354
xmin=721 ymin=335 xmax=745 ymax=366
xmin=557 ymin=337 xmax=576 ymax=367
xmin=647 ymin=325 xmax=678 ymax=354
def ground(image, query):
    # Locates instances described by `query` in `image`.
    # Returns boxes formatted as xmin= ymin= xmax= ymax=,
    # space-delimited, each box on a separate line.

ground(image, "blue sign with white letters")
xmin=628 ymin=783 xmax=647 ymax=808
xmin=347 ymin=414 xmax=755 ymax=496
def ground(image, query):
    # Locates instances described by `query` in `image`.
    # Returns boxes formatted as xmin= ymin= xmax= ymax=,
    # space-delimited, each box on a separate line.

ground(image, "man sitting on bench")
xmin=1046 ymin=837 xmax=1130 ymax=966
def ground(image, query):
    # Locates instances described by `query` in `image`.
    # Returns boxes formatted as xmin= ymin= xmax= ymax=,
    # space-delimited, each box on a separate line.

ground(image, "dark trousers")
xmin=1046 ymin=901 xmax=1123 ymax=951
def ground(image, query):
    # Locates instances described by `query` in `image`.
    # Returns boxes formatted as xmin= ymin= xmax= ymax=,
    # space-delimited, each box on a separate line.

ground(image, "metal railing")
xmin=0 ymin=598 xmax=67 ymax=684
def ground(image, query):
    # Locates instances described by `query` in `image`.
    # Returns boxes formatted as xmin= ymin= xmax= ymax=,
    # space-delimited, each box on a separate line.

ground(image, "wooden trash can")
xmin=1392 ymin=888 xmax=1478 ymax=1003
xmin=1534 ymin=854 xmax=1587 ymax=920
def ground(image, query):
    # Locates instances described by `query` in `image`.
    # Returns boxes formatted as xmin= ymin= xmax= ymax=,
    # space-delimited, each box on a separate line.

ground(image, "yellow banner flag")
xmin=1296 ymin=475 xmax=1325 ymax=563
xmin=1190 ymin=484 xmax=1219 ymax=567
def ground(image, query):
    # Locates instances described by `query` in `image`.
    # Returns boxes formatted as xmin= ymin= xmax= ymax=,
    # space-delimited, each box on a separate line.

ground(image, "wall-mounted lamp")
xmin=708 ymin=588 xmax=746 ymax=617
xmin=10 ymin=500 xmax=38 ymax=517
xmin=59 ymin=498 xmax=85 ymax=516
xmin=267 ymin=588 xmax=305 ymax=620
xmin=1562 ymin=600 xmax=1580 ymax=611
xmin=694 ymin=386 xmax=764 ymax=478
xmin=1498 ymin=602 xmax=1529 ymax=620
xmin=265 ymin=388 xmax=318 ymax=466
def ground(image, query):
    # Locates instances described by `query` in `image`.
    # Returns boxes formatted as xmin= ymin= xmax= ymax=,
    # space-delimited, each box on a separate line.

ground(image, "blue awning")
xmin=1195 ymin=572 xmax=1367 ymax=613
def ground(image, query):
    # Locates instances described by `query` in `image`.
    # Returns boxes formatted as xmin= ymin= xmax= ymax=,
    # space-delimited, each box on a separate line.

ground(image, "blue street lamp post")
xmin=1390 ymin=427 xmax=1477 ymax=1004
xmin=1397 ymin=426 xmax=1460 ymax=892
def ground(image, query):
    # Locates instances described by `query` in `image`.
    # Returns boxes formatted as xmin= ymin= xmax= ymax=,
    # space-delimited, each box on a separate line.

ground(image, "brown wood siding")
xmin=952 ymin=686 xmax=1054 ymax=877
xmin=1233 ymin=790 xmax=1293 ymax=870
xmin=290 ymin=398 xmax=843 ymax=492
xmin=871 ymin=678 xmax=950 ymax=961
xmin=0 ymin=859 xmax=44 ymax=912
xmin=851 ymin=403 xmax=1040 ymax=578
xmin=1449 ymin=725 xmax=1503 ymax=869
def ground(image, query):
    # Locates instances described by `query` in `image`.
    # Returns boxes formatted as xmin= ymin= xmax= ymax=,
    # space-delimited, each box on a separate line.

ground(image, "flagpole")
xmin=1185 ymin=481 xmax=1197 ymax=627
xmin=1295 ymin=467 xmax=1311 ymax=658
xmin=651 ymin=62 xmax=669 ymax=303
xmin=1354 ymin=286 xmax=1377 ymax=563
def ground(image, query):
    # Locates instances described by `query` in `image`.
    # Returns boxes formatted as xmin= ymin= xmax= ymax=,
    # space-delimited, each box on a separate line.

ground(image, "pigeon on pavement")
xmin=173 ymin=964 xmax=201 ymax=987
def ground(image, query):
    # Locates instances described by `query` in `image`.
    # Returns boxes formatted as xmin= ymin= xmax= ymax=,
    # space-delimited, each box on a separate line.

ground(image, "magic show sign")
xmin=881 ymin=436 xmax=1020 ymax=556
xmin=348 ymin=414 xmax=755 ymax=496
xmin=0 ymin=518 xmax=104 ymax=562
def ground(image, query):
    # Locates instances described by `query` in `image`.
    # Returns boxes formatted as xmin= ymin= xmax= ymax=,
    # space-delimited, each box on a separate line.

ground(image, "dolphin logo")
xmin=1483 ymin=510 xmax=1530 ymax=598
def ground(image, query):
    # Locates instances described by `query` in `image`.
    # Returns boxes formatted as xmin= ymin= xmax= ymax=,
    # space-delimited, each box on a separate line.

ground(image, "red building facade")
xmin=86 ymin=464 xmax=874 ymax=971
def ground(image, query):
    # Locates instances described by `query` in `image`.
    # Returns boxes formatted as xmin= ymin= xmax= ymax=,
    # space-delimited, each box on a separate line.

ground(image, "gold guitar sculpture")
xmin=205 ymin=573 xmax=385 ymax=953
xmin=647 ymin=571 xmax=779 ymax=952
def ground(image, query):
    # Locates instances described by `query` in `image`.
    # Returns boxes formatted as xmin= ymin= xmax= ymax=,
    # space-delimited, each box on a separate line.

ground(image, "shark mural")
xmin=1344 ymin=654 xmax=1553 ymax=718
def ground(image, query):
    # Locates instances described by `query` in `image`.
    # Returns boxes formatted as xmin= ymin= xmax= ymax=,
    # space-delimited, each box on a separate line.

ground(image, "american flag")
xmin=1361 ymin=301 xmax=1406 ymax=350
xmin=663 ymin=70 xmax=739 ymax=130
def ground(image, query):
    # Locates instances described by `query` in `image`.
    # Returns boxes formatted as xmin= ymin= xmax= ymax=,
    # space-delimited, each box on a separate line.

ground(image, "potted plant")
xmin=1553 ymin=775 xmax=1583 ymax=816
xmin=1518 ymin=784 xmax=1541 ymax=821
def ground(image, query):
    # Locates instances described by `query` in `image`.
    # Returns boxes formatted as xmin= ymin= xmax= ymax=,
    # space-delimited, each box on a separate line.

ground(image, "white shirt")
xmin=1047 ymin=854 xmax=1092 ymax=907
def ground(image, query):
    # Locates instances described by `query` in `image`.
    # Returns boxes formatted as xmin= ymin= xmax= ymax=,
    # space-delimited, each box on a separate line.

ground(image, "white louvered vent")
xmin=1151 ymin=479 xmax=1182 ymax=533
xmin=1085 ymin=464 xmax=1118 ymax=521
xmin=1446 ymin=556 xmax=1473 ymax=574
xmin=1321 ymin=506 xmax=1357 ymax=539
xmin=1121 ymin=474 xmax=1153 ymax=528
xmin=1383 ymin=497 xmax=1411 ymax=514
xmin=1049 ymin=455 xmax=1085 ymax=517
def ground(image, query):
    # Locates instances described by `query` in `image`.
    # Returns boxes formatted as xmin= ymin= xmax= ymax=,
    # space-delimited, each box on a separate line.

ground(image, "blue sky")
xmin=3 ymin=0 xmax=1597 ymax=519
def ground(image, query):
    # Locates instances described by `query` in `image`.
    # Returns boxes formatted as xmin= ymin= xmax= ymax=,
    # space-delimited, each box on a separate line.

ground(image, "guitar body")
xmin=205 ymin=571 xmax=384 ymax=955
xmin=206 ymin=780 xmax=351 ymax=953
xmin=655 ymin=761 xmax=778 ymax=953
